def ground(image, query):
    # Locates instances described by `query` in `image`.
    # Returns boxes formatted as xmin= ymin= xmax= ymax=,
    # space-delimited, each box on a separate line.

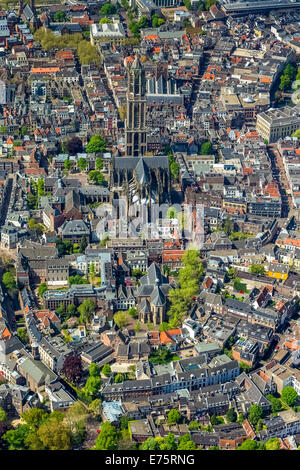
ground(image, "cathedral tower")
xmin=125 ymin=55 xmax=147 ymax=157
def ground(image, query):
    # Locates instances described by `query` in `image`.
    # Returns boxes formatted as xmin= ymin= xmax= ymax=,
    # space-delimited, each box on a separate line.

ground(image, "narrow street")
xmin=0 ymin=176 xmax=18 ymax=332
xmin=0 ymin=177 xmax=13 ymax=226
xmin=267 ymin=144 xmax=293 ymax=218
xmin=99 ymin=66 xmax=119 ymax=112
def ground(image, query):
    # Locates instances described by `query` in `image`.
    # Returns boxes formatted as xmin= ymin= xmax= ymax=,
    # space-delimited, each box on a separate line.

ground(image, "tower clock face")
xmin=0 ymin=80 xmax=6 ymax=105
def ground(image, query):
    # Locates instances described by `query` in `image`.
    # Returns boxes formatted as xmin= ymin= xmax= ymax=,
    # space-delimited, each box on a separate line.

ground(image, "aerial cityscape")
xmin=1 ymin=0 xmax=300 ymax=453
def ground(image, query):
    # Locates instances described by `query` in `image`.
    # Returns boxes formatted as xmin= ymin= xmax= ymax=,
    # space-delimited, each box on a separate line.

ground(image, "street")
xmin=267 ymin=144 xmax=293 ymax=218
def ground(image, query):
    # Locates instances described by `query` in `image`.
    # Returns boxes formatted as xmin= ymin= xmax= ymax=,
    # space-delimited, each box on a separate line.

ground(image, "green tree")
xmin=28 ymin=218 xmax=44 ymax=234
xmin=266 ymin=394 xmax=282 ymax=413
xmin=64 ymin=401 xmax=88 ymax=433
xmin=201 ymin=141 xmax=213 ymax=154
xmin=210 ymin=414 xmax=221 ymax=426
xmin=159 ymin=322 xmax=169 ymax=332
xmin=96 ymin=157 xmax=103 ymax=170
xmin=114 ymin=373 xmax=124 ymax=383
xmin=27 ymin=193 xmax=38 ymax=210
xmin=54 ymin=10 xmax=67 ymax=22
xmin=120 ymin=416 xmax=130 ymax=431
xmin=138 ymin=15 xmax=148 ymax=28
xmin=139 ymin=437 xmax=160 ymax=450
xmin=67 ymin=304 xmax=77 ymax=316
xmin=128 ymin=307 xmax=137 ymax=318
xmin=95 ymin=422 xmax=118 ymax=450
xmin=129 ymin=20 xmax=142 ymax=38
xmin=183 ymin=0 xmax=192 ymax=10
xmin=102 ymin=364 xmax=111 ymax=377
xmin=227 ymin=268 xmax=236 ymax=278
xmin=88 ymin=170 xmax=105 ymax=185
xmin=56 ymin=238 xmax=72 ymax=256
xmin=89 ymin=263 xmax=96 ymax=277
xmin=0 ymin=408 xmax=7 ymax=423
xmin=100 ymin=3 xmax=117 ymax=15
xmin=113 ymin=311 xmax=129 ymax=329
xmin=21 ymin=409 xmax=48 ymax=430
xmin=239 ymin=361 xmax=251 ymax=373
xmin=69 ymin=274 xmax=89 ymax=285
xmin=84 ymin=376 xmax=101 ymax=399
xmin=134 ymin=320 xmax=141 ymax=333
xmin=167 ymin=249 xmax=203 ymax=327
xmin=237 ymin=439 xmax=261 ymax=450
xmin=256 ymin=418 xmax=263 ymax=432
xmin=100 ymin=17 xmax=113 ymax=23
xmin=226 ymin=408 xmax=237 ymax=423
xmin=88 ymin=398 xmax=102 ymax=418
xmin=265 ymin=437 xmax=280 ymax=450
xmin=86 ymin=135 xmax=106 ymax=154
xmin=188 ymin=420 xmax=200 ymax=430
xmin=170 ymin=161 xmax=179 ymax=180
xmin=56 ymin=303 xmax=65 ymax=316
xmin=223 ymin=216 xmax=233 ymax=236
xmin=281 ymin=386 xmax=298 ymax=406
xmin=80 ymin=235 xmax=88 ymax=253
xmin=250 ymin=264 xmax=265 ymax=276
xmin=292 ymin=129 xmax=300 ymax=138
xmin=148 ymin=346 xmax=174 ymax=365
xmin=167 ymin=409 xmax=181 ymax=424
xmin=78 ymin=299 xmax=96 ymax=324
xmin=89 ymin=363 xmax=100 ymax=377
xmin=177 ymin=434 xmax=197 ymax=450
xmin=21 ymin=125 xmax=28 ymax=136
xmin=25 ymin=431 xmax=45 ymax=450
xmin=38 ymin=282 xmax=48 ymax=297
xmin=152 ymin=14 xmax=165 ymax=28
xmin=3 ymin=424 xmax=31 ymax=450
xmin=2 ymin=272 xmax=16 ymax=290
xmin=132 ymin=268 xmax=145 ymax=278
xmin=64 ymin=158 xmax=71 ymax=171
xmin=248 ymin=404 xmax=263 ymax=427
xmin=279 ymin=74 xmax=292 ymax=92
xmin=78 ymin=157 xmax=87 ymax=172
xmin=37 ymin=179 xmax=45 ymax=197
xmin=17 ymin=327 xmax=29 ymax=345
xmin=37 ymin=419 xmax=71 ymax=450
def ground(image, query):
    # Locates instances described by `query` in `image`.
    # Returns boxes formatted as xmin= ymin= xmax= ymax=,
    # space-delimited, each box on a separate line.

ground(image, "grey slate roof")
xmin=61 ymin=219 xmax=90 ymax=236
xmin=150 ymin=285 xmax=166 ymax=307
xmin=114 ymin=156 xmax=169 ymax=171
